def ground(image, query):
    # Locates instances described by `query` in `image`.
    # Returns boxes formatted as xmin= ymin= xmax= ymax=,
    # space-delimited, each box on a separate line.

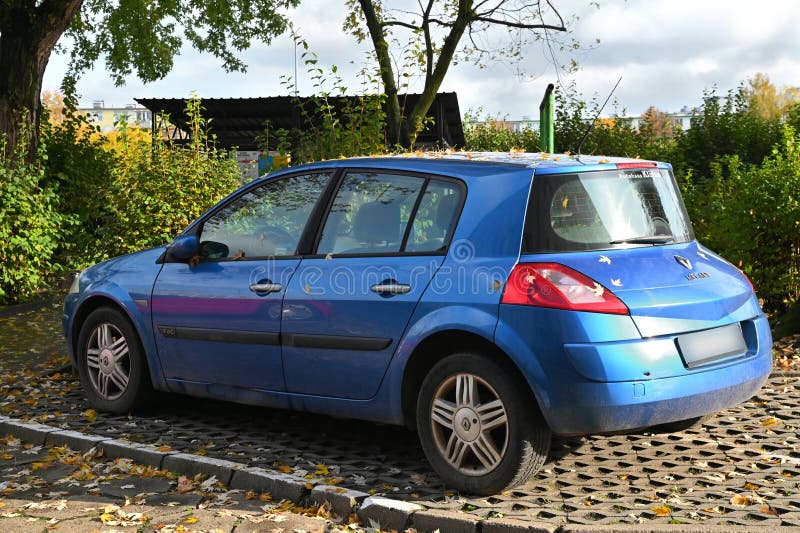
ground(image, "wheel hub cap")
xmin=99 ymin=349 xmax=115 ymax=374
xmin=454 ymin=407 xmax=481 ymax=441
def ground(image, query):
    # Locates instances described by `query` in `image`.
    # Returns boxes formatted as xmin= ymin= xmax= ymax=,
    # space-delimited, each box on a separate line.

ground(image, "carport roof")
xmin=134 ymin=92 xmax=465 ymax=151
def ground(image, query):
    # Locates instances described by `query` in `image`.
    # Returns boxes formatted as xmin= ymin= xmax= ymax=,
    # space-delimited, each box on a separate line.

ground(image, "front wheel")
xmin=416 ymin=353 xmax=551 ymax=495
xmin=76 ymin=307 xmax=153 ymax=414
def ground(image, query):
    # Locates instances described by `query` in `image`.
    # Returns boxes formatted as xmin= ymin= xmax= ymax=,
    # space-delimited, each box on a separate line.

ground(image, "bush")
xmin=102 ymin=97 xmax=241 ymax=258
xmin=43 ymin=102 xmax=116 ymax=267
xmin=0 ymin=123 xmax=66 ymax=303
xmin=677 ymin=87 xmax=782 ymax=184
xmin=684 ymin=126 xmax=800 ymax=312
xmin=463 ymin=111 xmax=540 ymax=152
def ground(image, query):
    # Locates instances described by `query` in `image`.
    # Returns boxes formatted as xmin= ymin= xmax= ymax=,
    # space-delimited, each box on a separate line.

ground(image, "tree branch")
xmin=472 ymin=16 xmax=565 ymax=31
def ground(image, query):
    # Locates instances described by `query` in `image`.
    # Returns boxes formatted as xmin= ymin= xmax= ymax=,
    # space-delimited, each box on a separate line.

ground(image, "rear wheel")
xmin=416 ymin=353 xmax=550 ymax=495
xmin=76 ymin=307 xmax=153 ymax=414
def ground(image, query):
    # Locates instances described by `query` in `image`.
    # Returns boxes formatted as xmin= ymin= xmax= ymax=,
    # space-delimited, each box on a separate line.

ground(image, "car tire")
xmin=76 ymin=307 xmax=153 ymax=414
xmin=416 ymin=352 xmax=551 ymax=495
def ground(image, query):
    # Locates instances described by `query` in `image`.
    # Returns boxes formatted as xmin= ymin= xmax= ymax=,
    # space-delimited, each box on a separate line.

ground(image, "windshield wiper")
xmin=610 ymin=235 xmax=674 ymax=245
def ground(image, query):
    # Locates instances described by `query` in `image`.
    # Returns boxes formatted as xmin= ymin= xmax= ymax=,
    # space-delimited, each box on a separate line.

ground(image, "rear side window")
xmin=406 ymin=181 xmax=462 ymax=252
xmin=316 ymin=172 xmax=464 ymax=256
xmin=317 ymin=172 xmax=424 ymax=255
xmin=523 ymin=168 xmax=694 ymax=252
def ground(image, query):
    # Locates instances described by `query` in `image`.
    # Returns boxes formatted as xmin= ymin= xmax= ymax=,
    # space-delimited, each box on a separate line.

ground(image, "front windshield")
xmin=523 ymin=168 xmax=694 ymax=253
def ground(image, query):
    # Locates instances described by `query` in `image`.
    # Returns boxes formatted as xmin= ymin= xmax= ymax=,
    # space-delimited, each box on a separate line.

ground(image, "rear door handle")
xmin=249 ymin=282 xmax=283 ymax=294
xmin=370 ymin=283 xmax=411 ymax=295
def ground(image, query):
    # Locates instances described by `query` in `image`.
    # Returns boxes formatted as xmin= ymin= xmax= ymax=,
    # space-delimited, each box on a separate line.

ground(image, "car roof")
xmin=275 ymin=151 xmax=670 ymax=181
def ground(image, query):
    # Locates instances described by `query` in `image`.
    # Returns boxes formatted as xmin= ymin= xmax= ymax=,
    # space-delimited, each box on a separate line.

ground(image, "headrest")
xmin=353 ymin=201 xmax=400 ymax=244
xmin=435 ymin=194 xmax=459 ymax=230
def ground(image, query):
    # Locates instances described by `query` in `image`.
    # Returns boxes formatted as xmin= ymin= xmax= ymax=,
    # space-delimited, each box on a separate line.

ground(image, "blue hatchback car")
xmin=63 ymin=152 xmax=772 ymax=494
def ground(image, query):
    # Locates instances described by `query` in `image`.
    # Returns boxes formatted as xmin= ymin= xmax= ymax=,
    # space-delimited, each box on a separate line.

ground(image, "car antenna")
xmin=573 ymin=76 xmax=623 ymax=157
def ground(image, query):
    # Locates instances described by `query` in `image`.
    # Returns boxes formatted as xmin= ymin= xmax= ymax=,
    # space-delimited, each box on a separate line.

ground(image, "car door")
xmin=281 ymin=170 xmax=465 ymax=399
xmin=151 ymin=172 xmax=332 ymax=391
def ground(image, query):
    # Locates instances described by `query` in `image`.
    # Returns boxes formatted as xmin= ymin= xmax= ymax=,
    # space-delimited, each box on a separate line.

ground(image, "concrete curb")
xmin=0 ymin=415 xmax=785 ymax=533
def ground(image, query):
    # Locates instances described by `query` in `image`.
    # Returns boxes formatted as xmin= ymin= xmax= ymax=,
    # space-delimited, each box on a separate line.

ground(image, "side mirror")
xmin=166 ymin=234 xmax=199 ymax=261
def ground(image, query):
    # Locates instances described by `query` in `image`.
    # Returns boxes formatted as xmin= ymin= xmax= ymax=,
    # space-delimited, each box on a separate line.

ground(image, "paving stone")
xmin=98 ymin=439 xmax=173 ymax=467
xmin=66 ymin=493 xmax=119 ymax=507
xmin=45 ymin=429 xmax=106 ymax=451
xmin=144 ymin=492 xmax=204 ymax=508
xmin=310 ymin=484 xmax=369 ymax=519
xmin=0 ymin=419 xmax=58 ymax=446
xmin=34 ymin=462 xmax=77 ymax=483
xmin=229 ymin=466 xmax=306 ymax=502
xmin=481 ymin=517 xmax=560 ymax=533
xmin=0 ymin=445 xmax=52 ymax=467
xmin=97 ymin=476 xmax=173 ymax=498
xmin=411 ymin=508 xmax=481 ymax=533
xmin=358 ymin=496 xmax=424 ymax=532
xmin=162 ymin=452 xmax=238 ymax=485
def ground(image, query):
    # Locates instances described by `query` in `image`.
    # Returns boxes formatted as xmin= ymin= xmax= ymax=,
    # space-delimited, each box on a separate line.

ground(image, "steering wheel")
xmin=255 ymin=225 xmax=296 ymax=248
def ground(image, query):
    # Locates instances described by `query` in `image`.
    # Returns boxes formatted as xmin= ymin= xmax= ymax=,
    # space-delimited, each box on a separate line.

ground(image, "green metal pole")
xmin=539 ymin=83 xmax=555 ymax=153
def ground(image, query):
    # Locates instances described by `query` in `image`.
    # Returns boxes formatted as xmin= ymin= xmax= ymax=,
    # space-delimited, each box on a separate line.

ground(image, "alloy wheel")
xmin=85 ymin=322 xmax=130 ymax=400
xmin=430 ymin=373 xmax=509 ymax=476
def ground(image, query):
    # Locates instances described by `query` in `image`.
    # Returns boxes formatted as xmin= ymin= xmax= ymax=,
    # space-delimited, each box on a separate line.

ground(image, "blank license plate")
xmin=676 ymin=323 xmax=747 ymax=368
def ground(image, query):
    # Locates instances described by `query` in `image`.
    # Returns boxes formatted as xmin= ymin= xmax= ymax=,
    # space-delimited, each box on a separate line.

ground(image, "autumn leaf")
xmin=277 ymin=465 xmax=292 ymax=474
xmin=652 ymin=505 xmax=671 ymax=517
xmin=156 ymin=445 xmax=172 ymax=452
xmin=32 ymin=461 xmax=53 ymax=471
xmin=84 ymin=409 xmax=97 ymax=423
xmin=759 ymin=505 xmax=777 ymax=516
xmin=314 ymin=464 xmax=329 ymax=476
xmin=730 ymin=494 xmax=754 ymax=506
xmin=183 ymin=516 xmax=199 ymax=524
xmin=1 ymin=454 xmax=14 ymax=461
xmin=176 ymin=475 xmax=194 ymax=493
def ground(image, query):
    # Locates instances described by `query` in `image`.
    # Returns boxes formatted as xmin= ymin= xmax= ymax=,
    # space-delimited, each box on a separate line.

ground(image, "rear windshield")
xmin=522 ymin=168 xmax=694 ymax=253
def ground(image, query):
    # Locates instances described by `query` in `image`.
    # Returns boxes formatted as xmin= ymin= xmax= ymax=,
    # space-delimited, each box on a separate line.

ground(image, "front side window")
xmin=199 ymin=173 xmax=331 ymax=260
xmin=524 ymin=168 xmax=694 ymax=252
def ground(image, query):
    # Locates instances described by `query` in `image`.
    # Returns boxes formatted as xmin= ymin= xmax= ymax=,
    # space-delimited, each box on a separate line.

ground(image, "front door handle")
xmin=249 ymin=282 xmax=283 ymax=294
xmin=370 ymin=282 xmax=411 ymax=295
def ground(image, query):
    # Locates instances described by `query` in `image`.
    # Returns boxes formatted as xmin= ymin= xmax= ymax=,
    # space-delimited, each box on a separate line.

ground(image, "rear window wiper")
xmin=610 ymin=235 xmax=674 ymax=245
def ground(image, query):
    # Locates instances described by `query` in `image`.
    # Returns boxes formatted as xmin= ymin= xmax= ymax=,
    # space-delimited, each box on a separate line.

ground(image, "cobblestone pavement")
xmin=0 ymin=435 xmax=365 ymax=532
xmin=2 ymin=298 xmax=800 ymax=529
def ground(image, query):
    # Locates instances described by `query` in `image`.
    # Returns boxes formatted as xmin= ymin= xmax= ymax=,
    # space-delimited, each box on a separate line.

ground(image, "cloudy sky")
xmin=42 ymin=0 xmax=800 ymax=119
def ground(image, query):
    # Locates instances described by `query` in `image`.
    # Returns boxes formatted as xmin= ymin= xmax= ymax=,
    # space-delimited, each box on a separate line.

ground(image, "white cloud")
xmin=42 ymin=0 xmax=800 ymax=118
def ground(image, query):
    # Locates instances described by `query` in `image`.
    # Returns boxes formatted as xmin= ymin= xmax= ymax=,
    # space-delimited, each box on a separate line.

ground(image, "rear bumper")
xmin=545 ymin=316 xmax=773 ymax=435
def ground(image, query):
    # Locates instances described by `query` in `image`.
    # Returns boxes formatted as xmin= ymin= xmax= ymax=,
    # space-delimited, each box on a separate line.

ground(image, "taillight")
xmin=615 ymin=162 xmax=657 ymax=169
xmin=501 ymin=262 xmax=629 ymax=315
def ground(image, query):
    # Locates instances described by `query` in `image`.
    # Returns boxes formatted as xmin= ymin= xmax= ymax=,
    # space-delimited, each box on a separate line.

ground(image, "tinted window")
xmin=199 ymin=173 xmax=330 ymax=259
xmin=317 ymin=172 xmax=424 ymax=255
xmin=523 ymin=168 xmax=694 ymax=252
xmin=406 ymin=180 xmax=463 ymax=252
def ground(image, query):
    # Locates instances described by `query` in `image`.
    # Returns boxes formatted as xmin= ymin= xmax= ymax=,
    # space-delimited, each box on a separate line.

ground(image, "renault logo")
xmin=462 ymin=419 xmax=472 ymax=431
xmin=675 ymin=256 xmax=693 ymax=270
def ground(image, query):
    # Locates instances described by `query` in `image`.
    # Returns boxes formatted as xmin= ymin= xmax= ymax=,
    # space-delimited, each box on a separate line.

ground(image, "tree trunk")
xmin=358 ymin=0 xmax=404 ymax=148
xmin=0 ymin=0 xmax=83 ymax=160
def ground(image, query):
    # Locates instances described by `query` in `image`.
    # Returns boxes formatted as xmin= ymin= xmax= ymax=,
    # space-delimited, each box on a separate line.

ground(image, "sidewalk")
xmin=1 ymin=300 xmax=799 ymax=531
